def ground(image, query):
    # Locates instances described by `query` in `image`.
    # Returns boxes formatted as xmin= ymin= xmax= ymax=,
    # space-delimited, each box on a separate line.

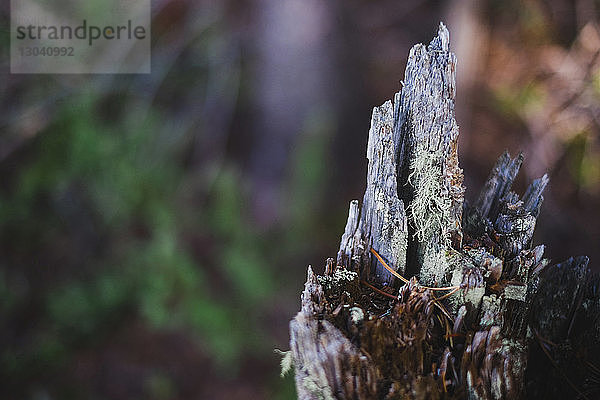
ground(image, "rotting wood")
xmin=288 ymin=22 xmax=599 ymax=400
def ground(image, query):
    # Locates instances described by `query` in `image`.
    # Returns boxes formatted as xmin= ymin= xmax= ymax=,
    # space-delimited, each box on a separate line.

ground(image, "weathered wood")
xmin=395 ymin=24 xmax=464 ymax=286
xmin=290 ymin=267 xmax=378 ymax=399
xmin=336 ymin=23 xmax=463 ymax=287
xmin=288 ymin=22 xmax=598 ymax=400
xmin=337 ymin=99 xmax=408 ymax=285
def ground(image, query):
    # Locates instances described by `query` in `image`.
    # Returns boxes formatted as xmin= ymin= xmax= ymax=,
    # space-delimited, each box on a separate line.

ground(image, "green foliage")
xmin=0 ymin=87 xmax=279 ymax=394
xmin=0 ymin=18 xmax=330 ymax=400
xmin=492 ymin=81 xmax=546 ymax=121
xmin=566 ymin=132 xmax=600 ymax=192
xmin=47 ymin=275 xmax=130 ymax=339
xmin=272 ymin=373 xmax=298 ymax=400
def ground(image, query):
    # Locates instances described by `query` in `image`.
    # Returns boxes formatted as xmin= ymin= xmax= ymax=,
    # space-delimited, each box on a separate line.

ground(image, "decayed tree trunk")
xmin=287 ymin=23 xmax=600 ymax=400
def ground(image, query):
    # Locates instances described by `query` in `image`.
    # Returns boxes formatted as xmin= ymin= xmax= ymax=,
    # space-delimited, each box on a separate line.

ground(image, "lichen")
xmin=301 ymin=375 xmax=336 ymax=400
xmin=479 ymin=295 xmax=502 ymax=328
xmin=317 ymin=268 xmax=358 ymax=290
xmin=504 ymin=284 xmax=527 ymax=301
xmin=350 ymin=306 xmax=365 ymax=324
xmin=274 ymin=349 xmax=293 ymax=377
xmin=407 ymin=148 xmax=453 ymax=248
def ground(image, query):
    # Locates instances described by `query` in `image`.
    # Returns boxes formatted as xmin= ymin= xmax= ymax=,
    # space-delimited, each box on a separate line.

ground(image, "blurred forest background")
xmin=1 ymin=0 xmax=599 ymax=399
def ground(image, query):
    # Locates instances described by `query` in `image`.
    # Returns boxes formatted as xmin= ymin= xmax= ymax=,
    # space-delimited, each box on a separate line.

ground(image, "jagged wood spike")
xmin=474 ymin=152 xmax=523 ymax=222
xmin=335 ymin=101 xmax=408 ymax=283
xmin=337 ymin=200 xmax=360 ymax=269
xmin=359 ymin=99 xmax=408 ymax=283
xmin=522 ymin=174 xmax=549 ymax=216
xmin=337 ymin=22 xmax=464 ymax=287
xmin=396 ymin=22 xmax=464 ymax=286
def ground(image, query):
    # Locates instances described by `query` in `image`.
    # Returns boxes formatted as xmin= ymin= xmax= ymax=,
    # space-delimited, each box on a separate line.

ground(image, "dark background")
xmin=1 ymin=0 xmax=599 ymax=398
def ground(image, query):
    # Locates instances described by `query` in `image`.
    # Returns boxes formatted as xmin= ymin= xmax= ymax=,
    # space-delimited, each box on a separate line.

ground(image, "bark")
xmin=288 ymin=23 xmax=599 ymax=400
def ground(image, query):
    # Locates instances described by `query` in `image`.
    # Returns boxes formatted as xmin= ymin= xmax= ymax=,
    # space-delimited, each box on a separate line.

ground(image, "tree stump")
xmin=287 ymin=23 xmax=600 ymax=400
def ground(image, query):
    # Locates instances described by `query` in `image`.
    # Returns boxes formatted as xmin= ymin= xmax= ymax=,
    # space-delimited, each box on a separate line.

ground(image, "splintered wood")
xmin=288 ymin=22 xmax=599 ymax=400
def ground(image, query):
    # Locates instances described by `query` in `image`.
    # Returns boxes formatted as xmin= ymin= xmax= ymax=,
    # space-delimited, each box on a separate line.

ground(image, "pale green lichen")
xmin=467 ymin=248 xmax=503 ymax=275
xmin=447 ymin=267 xmax=485 ymax=311
xmin=349 ymin=306 xmax=365 ymax=324
xmin=406 ymin=146 xmax=455 ymax=285
xmin=274 ymin=349 xmax=294 ymax=378
xmin=504 ymin=284 xmax=528 ymax=301
xmin=317 ymin=268 xmax=358 ymax=291
xmin=407 ymin=147 xmax=453 ymax=247
xmin=419 ymin=240 xmax=450 ymax=285
xmin=479 ymin=295 xmax=502 ymax=328
xmin=301 ymin=375 xmax=336 ymax=400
